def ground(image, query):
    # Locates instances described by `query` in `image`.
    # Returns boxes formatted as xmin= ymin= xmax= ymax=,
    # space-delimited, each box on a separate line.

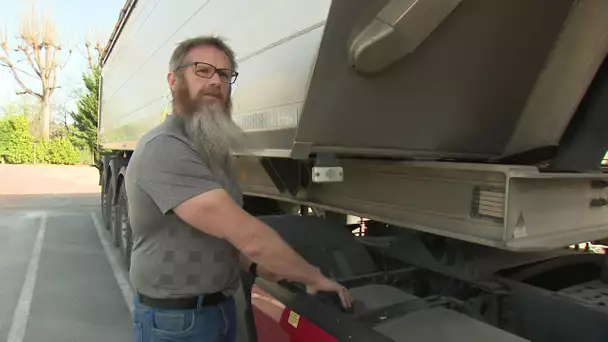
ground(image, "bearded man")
xmin=124 ymin=36 xmax=353 ymax=342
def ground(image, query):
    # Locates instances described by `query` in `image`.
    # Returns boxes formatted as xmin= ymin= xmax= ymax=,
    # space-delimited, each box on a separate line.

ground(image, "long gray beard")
xmin=183 ymin=101 xmax=247 ymax=174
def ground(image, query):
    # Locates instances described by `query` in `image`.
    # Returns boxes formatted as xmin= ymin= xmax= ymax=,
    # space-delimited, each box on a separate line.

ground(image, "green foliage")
xmin=0 ymin=114 xmax=35 ymax=164
xmin=0 ymin=65 xmax=102 ymax=166
xmin=4 ymin=98 xmax=42 ymax=140
xmin=35 ymin=137 xmax=81 ymax=165
xmin=0 ymin=118 xmax=10 ymax=156
xmin=70 ymin=68 xmax=100 ymax=162
xmin=0 ymin=104 xmax=85 ymax=165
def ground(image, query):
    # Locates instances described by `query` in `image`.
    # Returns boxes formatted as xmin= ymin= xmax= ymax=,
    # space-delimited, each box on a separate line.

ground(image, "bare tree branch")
xmin=44 ymin=41 xmax=51 ymax=80
xmin=75 ymin=44 xmax=87 ymax=60
xmin=85 ymin=41 xmax=93 ymax=70
xmin=15 ymin=89 xmax=42 ymax=100
xmin=21 ymin=45 xmax=41 ymax=76
xmin=84 ymin=35 xmax=105 ymax=70
xmin=85 ymin=41 xmax=97 ymax=70
xmin=54 ymin=103 xmax=72 ymax=134
xmin=0 ymin=0 xmax=72 ymax=138
xmin=58 ymin=48 xmax=71 ymax=69
xmin=0 ymin=61 xmax=39 ymax=78
xmin=50 ymin=64 xmax=58 ymax=94
xmin=0 ymin=41 xmax=42 ymax=99
xmin=96 ymin=42 xmax=105 ymax=57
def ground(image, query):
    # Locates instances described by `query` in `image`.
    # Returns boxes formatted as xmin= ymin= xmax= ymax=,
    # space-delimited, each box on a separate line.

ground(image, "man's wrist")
xmin=307 ymin=267 xmax=325 ymax=285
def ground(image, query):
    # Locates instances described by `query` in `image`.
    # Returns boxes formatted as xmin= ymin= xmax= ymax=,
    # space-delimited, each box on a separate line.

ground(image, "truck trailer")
xmin=97 ymin=0 xmax=608 ymax=341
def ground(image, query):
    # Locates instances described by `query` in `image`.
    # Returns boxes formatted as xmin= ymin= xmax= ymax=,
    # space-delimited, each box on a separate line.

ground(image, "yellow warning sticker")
xmin=288 ymin=311 xmax=300 ymax=328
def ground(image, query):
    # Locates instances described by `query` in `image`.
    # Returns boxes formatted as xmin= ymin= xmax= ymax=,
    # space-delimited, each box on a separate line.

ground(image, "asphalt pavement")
xmin=0 ymin=165 xmax=133 ymax=342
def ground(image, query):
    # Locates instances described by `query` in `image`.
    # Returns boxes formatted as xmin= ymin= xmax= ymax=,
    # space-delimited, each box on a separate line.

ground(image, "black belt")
xmin=138 ymin=292 xmax=229 ymax=310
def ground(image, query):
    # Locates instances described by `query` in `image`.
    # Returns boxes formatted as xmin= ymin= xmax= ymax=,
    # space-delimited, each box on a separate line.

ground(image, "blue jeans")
xmin=132 ymin=295 xmax=236 ymax=342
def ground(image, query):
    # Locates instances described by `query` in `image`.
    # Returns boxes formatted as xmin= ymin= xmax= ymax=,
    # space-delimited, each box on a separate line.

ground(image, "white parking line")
xmin=91 ymin=212 xmax=134 ymax=314
xmin=7 ymin=213 xmax=46 ymax=342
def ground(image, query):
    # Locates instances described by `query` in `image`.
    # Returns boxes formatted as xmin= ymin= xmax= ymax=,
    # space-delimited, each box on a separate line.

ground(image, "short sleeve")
xmin=134 ymin=134 xmax=222 ymax=214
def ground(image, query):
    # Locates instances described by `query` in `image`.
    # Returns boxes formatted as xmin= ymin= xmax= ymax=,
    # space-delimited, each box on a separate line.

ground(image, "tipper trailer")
xmin=98 ymin=0 xmax=608 ymax=341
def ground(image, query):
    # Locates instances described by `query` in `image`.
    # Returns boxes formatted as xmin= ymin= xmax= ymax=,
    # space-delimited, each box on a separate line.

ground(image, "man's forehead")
xmin=185 ymin=45 xmax=231 ymax=68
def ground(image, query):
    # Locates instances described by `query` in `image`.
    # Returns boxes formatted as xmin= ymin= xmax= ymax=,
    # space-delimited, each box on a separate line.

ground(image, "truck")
xmin=97 ymin=0 xmax=608 ymax=341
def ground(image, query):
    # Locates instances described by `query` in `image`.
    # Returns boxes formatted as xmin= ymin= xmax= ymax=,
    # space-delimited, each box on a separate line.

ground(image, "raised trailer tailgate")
xmin=234 ymin=0 xmax=608 ymax=165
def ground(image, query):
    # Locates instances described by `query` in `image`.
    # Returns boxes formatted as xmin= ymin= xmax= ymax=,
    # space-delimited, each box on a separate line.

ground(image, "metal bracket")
xmin=260 ymin=158 xmax=309 ymax=197
xmin=313 ymin=154 xmax=344 ymax=183
xmin=547 ymin=54 xmax=608 ymax=172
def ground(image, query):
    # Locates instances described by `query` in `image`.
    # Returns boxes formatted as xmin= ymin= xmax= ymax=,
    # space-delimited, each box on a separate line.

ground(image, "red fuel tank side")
xmin=252 ymin=285 xmax=339 ymax=342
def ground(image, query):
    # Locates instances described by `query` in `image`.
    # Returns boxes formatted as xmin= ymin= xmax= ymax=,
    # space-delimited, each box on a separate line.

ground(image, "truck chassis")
xmin=99 ymin=158 xmax=608 ymax=341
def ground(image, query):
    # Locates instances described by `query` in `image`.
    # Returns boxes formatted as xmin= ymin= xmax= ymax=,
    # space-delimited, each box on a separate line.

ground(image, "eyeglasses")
xmin=175 ymin=62 xmax=238 ymax=84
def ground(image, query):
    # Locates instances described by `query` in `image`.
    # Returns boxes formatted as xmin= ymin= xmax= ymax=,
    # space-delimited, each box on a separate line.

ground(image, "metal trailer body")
xmin=97 ymin=1 xmax=608 ymax=341
xmin=99 ymin=0 xmax=608 ymax=250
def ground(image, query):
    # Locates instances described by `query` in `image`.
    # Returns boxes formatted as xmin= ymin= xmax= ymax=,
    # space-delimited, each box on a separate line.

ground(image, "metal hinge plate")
xmin=312 ymin=166 xmax=344 ymax=183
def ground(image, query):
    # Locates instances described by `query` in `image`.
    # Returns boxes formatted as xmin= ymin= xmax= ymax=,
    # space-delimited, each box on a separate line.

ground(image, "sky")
xmin=0 ymin=0 xmax=127 ymax=116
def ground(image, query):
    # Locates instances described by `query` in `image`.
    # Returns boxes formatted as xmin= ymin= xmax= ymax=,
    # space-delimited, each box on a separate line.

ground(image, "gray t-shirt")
xmin=125 ymin=114 xmax=243 ymax=299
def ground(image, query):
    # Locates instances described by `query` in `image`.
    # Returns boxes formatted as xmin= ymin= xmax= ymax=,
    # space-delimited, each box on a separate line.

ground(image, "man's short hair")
xmin=169 ymin=36 xmax=238 ymax=73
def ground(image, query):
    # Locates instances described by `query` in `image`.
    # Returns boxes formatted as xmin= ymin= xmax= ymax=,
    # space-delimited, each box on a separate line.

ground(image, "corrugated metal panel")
xmin=99 ymin=0 xmax=332 ymax=149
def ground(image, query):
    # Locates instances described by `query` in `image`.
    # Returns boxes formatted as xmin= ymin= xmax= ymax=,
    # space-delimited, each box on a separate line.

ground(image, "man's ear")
xmin=167 ymin=72 xmax=177 ymax=90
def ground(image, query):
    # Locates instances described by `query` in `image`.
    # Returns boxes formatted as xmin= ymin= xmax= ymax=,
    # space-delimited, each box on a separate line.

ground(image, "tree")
xmin=54 ymin=103 xmax=74 ymax=136
xmin=0 ymin=114 xmax=34 ymax=164
xmin=70 ymin=69 xmax=100 ymax=161
xmin=69 ymin=37 xmax=105 ymax=162
xmin=4 ymin=97 xmax=41 ymax=139
xmin=35 ymin=136 xmax=80 ymax=164
xmin=0 ymin=1 xmax=71 ymax=139
xmin=84 ymin=39 xmax=105 ymax=71
xmin=0 ymin=118 xmax=11 ymax=160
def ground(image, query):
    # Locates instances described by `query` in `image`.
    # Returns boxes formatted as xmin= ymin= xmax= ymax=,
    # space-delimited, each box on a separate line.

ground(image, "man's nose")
xmin=208 ymin=71 xmax=222 ymax=86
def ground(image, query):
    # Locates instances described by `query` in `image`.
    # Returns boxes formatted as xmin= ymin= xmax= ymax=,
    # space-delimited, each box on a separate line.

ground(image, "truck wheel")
xmin=116 ymin=181 xmax=133 ymax=270
xmin=101 ymin=182 xmax=111 ymax=231
xmin=110 ymin=190 xmax=120 ymax=248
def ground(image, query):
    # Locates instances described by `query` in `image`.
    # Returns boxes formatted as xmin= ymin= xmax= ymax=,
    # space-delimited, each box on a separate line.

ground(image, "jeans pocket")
xmin=151 ymin=310 xmax=197 ymax=338
xmin=133 ymin=321 xmax=143 ymax=342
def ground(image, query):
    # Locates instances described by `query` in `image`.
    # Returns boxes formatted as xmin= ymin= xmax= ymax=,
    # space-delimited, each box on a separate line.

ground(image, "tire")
xmin=101 ymin=181 xmax=111 ymax=231
xmin=116 ymin=181 xmax=133 ymax=270
xmin=110 ymin=192 xmax=120 ymax=247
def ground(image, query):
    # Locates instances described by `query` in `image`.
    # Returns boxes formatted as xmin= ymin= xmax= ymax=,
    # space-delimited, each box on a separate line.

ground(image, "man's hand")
xmin=306 ymin=275 xmax=354 ymax=309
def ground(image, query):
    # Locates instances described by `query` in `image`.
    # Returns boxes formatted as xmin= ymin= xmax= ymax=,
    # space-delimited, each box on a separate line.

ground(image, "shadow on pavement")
xmin=0 ymin=193 xmax=100 ymax=210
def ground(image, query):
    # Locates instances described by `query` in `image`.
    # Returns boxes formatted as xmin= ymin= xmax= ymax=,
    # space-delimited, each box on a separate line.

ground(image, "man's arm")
xmin=238 ymin=253 xmax=284 ymax=282
xmin=135 ymin=134 xmax=352 ymax=308
xmin=174 ymin=189 xmax=323 ymax=285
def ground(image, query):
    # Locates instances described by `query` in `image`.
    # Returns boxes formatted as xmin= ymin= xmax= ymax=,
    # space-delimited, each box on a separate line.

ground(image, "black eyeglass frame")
xmin=174 ymin=62 xmax=239 ymax=84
